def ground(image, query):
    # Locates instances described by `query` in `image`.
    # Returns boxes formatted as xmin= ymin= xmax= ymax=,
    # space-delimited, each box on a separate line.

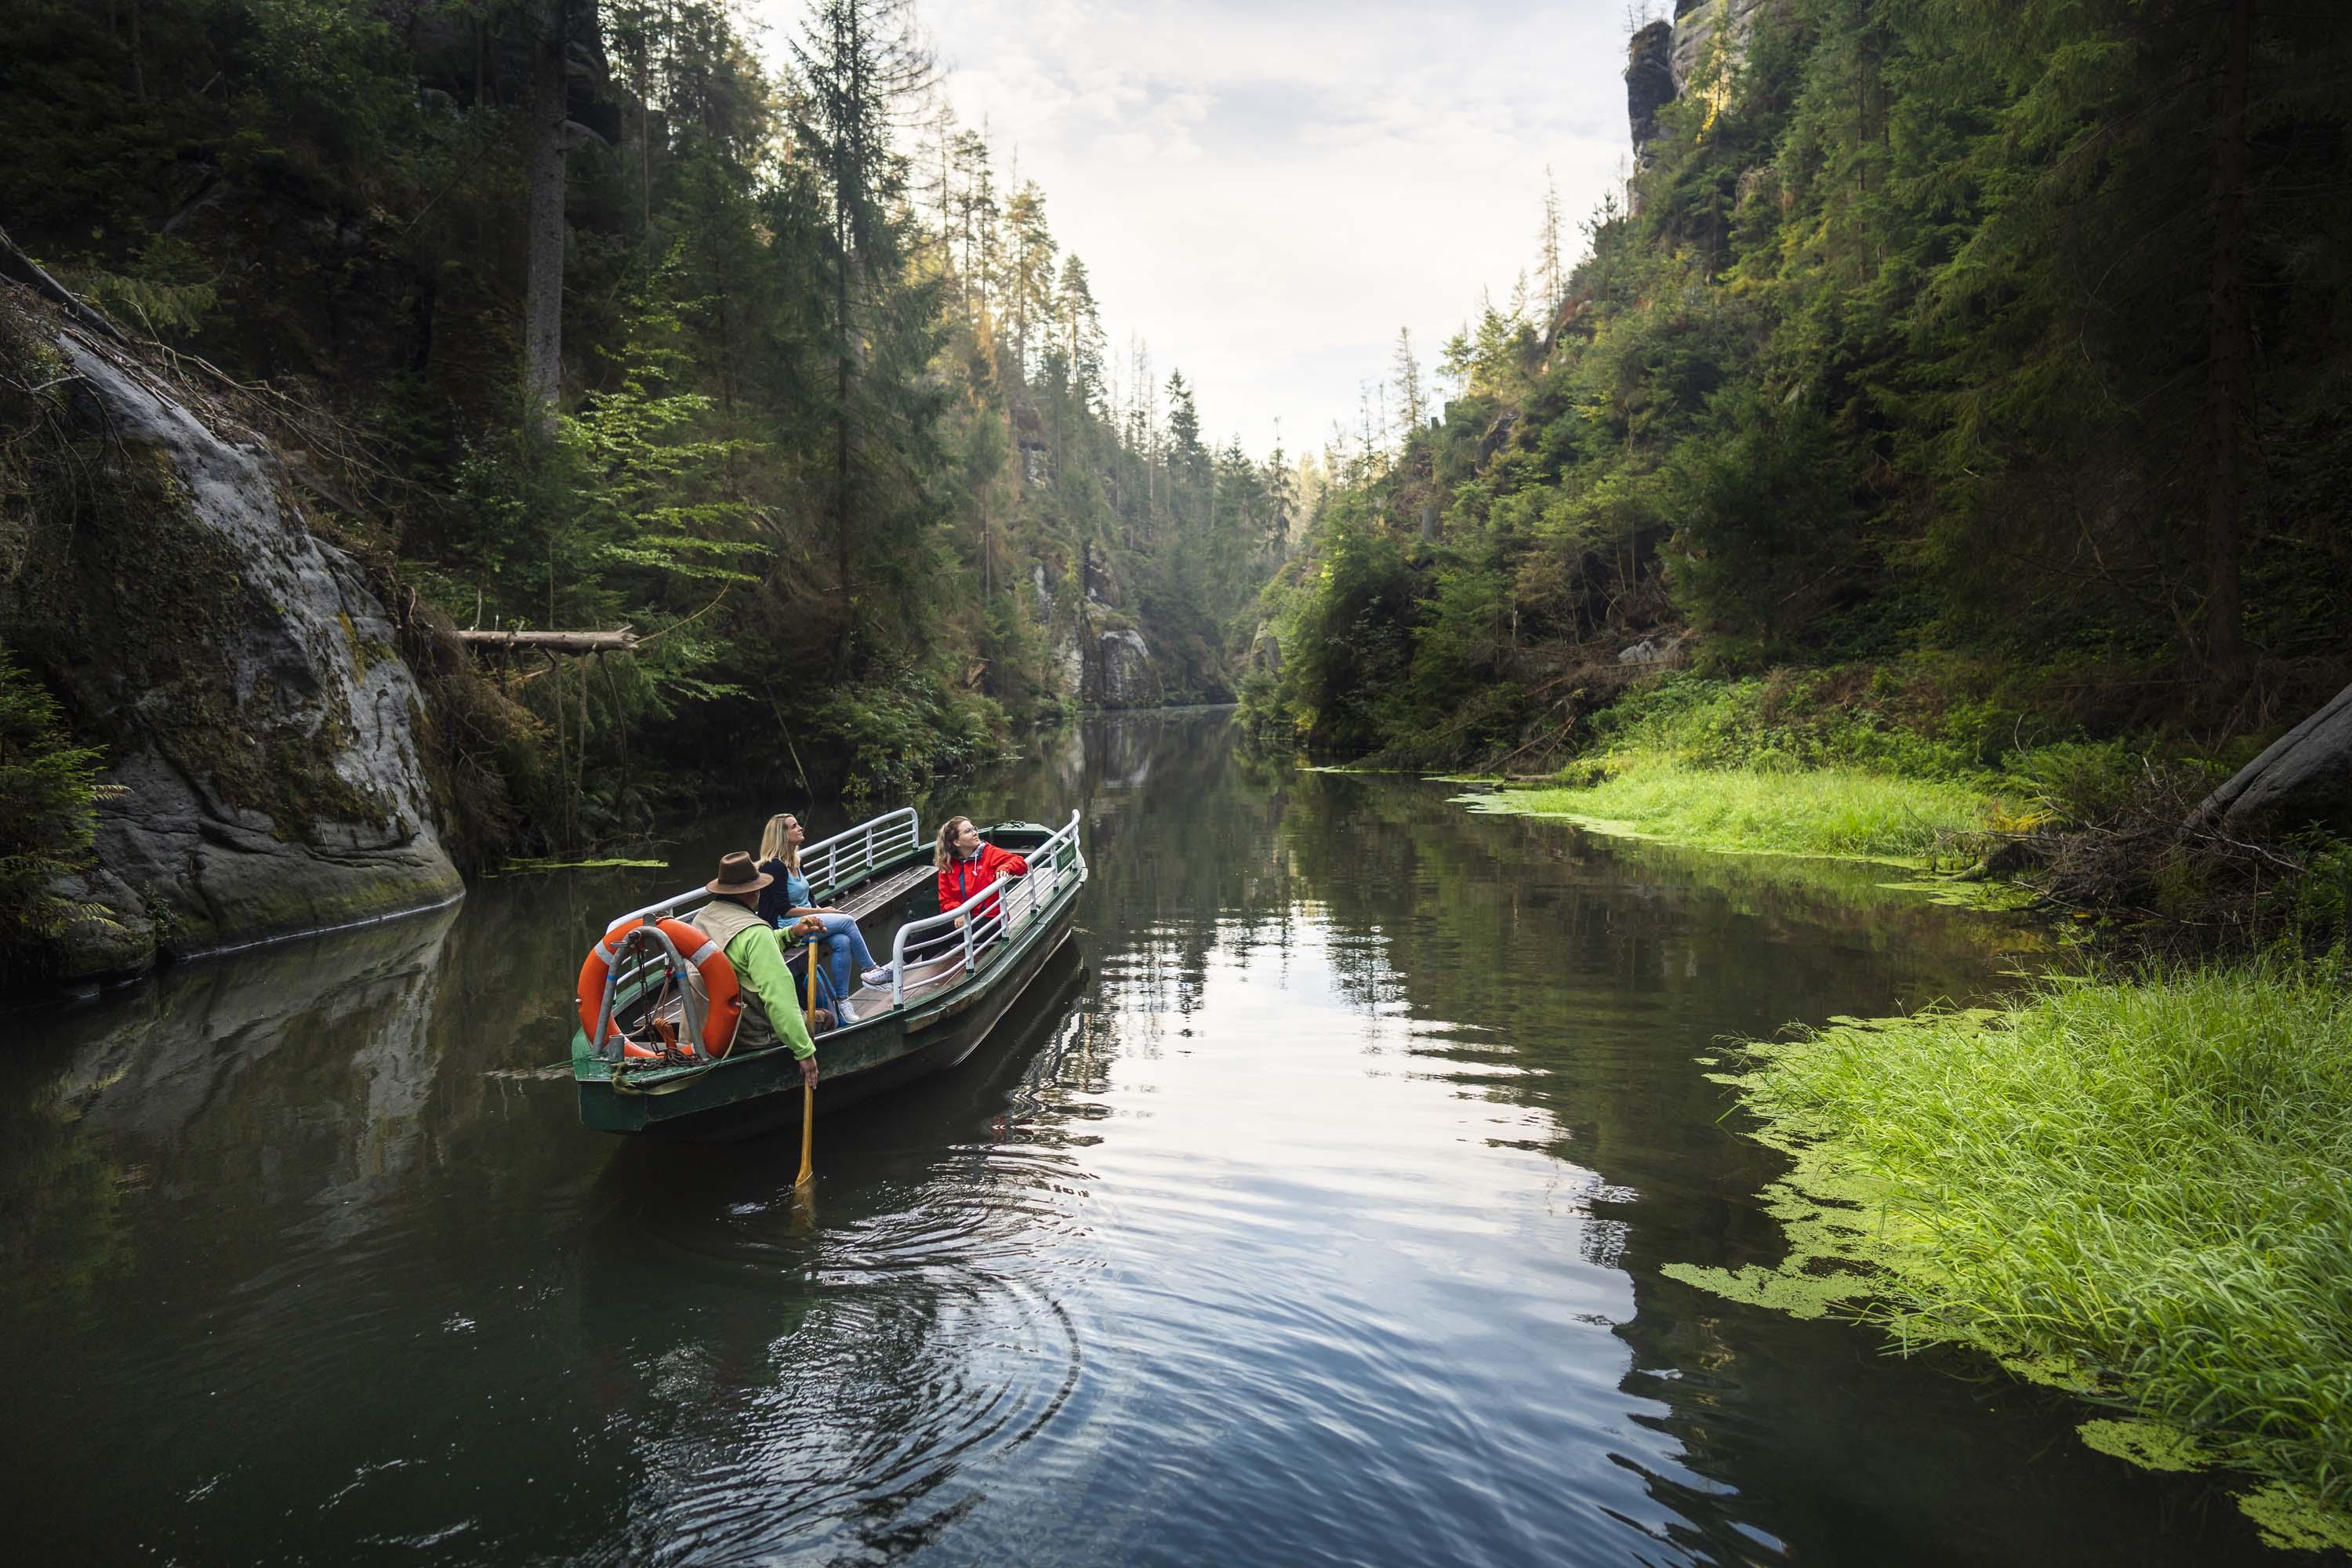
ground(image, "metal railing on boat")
xmin=587 ymin=806 xmax=1078 ymax=1051
xmin=588 ymin=920 xmax=708 ymax=1062
xmin=602 ymin=805 xmax=922 ymax=935
xmin=888 ymin=810 xmax=1085 ymax=1008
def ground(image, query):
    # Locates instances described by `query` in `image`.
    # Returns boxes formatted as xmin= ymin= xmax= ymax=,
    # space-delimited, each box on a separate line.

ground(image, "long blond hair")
xmin=934 ymin=816 xmax=975 ymax=871
xmin=758 ymin=813 xmax=802 ymax=873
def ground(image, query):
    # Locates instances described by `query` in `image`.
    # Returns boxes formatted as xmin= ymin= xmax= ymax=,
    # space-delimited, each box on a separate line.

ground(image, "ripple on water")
xmin=571 ymin=1145 xmax=1089 ymax=1563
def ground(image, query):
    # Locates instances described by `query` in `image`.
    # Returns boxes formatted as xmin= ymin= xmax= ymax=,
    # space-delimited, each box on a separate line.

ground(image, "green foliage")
xmin=0 ymin=645 xmax=106 ymax=971
xmin=2286 ymin=837 xmax=2352 ymax=951
xmin=1483 ymin=760 xmax=1998 ymax=865
xmin=1279 ymin=498 xmax=1421 ymax=753
xmin=72 ymin=234 xmax=222 ymax=339
xmin=241 ymin=0 xmax=412 ymax=157
xmin=1694 ymin=962 xmax=2352 ymax=1534
xmin=1584 ymin=669 xmax=1994 ymax=781
xmin=799 ymin=662 xmax=1006 ymax=800
xmin=2003 ymin=740 xmax=2143 ymax=829
xmin=0 ymin=0 xmax=1288 ymax=874
xmin=1260 ymin=0 xmax=2352 ymax=769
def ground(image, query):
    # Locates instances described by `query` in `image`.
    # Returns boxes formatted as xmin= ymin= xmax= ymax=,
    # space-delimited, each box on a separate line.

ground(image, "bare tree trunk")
xmin=549 ymin=652 xmax=568 ymax=843
xmin=637 ymin=63 xmax=651 ymax=245
xmin=2203 ymin=0 xmax=2256 ymax=683
xmin=601 ymin=653 xmax=629 ymax=821
xmin=128 ymin=0 xmax=146 ymax=102
xmin=832 ymin=218 xmax=856 ymax=680
xmin=523 ymin=0 xmax=571 ymax=423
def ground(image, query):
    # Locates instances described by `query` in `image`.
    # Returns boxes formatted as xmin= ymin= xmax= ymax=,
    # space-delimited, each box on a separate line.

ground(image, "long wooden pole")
xmin=797 ymin=1083 xmax=815 ymax=1189
xmin=797 ymin=930 xmax=818 ymax=1189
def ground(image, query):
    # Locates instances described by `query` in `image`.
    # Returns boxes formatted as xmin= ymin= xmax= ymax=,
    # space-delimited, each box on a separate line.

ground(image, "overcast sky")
xmin=757 ymin=1 xmax=1643 ymax=458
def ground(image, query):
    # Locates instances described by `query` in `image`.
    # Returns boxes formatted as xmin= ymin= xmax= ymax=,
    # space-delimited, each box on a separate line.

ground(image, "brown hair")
xmin=934 ymin=816 xmax=975 ymax=871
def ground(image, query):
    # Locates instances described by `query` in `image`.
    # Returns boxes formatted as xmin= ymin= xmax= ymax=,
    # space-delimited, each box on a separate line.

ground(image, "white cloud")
xmin=753 ymin=0 xmax=1636 ymax=455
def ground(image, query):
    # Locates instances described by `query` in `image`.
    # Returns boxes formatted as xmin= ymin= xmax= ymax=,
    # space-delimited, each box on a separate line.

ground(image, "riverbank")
xmin=1462 ymin=730 xmax=2352 ymax=1551
xmin=1473 ymin=760 xmax=2002 ymax=866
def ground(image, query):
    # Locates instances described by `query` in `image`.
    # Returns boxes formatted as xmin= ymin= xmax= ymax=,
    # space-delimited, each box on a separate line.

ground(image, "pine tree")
xmin=1392 ymin=327 xmax=1425 ymax=437
xmin=1536 ymin=165 xmax=1564 ymax=324
xmin=1055 ymin=255 xmax=1105 ymax=408
xmin=792 ymin=0 xmax=935 ymax=673
xmin=998 ymin=180 xmax=1056 ymax=380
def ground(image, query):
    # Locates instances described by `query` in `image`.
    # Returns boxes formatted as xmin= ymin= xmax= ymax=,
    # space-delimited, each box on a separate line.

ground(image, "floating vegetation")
xmin=2075 ymin=1419 xmax=2211 ymax=1474
xmin=1462 ymin=779 xmax=2034 ymax=920
xmin=1671 ymin=967 xmax=2352 ymax=1547
xmin=490 ymin=856 xmax=670 ymax=875
xmin=2239 ymin=1483 xmax=2352 ymax=1555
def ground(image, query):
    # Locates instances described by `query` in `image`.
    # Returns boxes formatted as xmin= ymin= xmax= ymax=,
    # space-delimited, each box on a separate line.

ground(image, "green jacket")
xmin=691 ymin=898 xmax=817 ymax=1060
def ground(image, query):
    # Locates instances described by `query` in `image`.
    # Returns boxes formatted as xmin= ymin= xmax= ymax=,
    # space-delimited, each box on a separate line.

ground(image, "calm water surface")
xmin=2 ymin=711 xmax=2276 ymax=1563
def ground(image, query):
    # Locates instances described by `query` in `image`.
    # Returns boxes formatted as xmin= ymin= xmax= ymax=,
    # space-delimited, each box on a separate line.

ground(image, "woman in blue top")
xmin=757 ymin=813 xmax=893 ymax=1023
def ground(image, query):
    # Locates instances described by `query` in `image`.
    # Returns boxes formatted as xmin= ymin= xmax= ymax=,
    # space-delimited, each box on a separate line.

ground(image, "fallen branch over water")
xmin=457 ymin=628 xmax=639 ymax=655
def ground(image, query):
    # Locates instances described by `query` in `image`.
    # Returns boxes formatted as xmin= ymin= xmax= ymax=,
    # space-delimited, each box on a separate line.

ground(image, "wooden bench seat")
xmin=827 ymin=862 xmax=933 ymax=920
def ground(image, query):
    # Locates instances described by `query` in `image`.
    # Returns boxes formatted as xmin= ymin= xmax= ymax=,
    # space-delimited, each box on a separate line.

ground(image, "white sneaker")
xmin=835 ymin=1000 xmax=858 ymax=1026
xmin=861 ymin=965 xmax=895 ymax=989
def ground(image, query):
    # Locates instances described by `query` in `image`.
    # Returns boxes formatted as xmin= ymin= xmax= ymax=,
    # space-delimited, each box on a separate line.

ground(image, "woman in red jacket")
xmin=935 ymin=815 xmax=1028 ymax=923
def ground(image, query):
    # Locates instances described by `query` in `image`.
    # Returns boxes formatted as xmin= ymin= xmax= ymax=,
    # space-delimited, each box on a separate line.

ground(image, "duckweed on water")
xmin=1677 ymin=966 xmax=2352 ymax=1549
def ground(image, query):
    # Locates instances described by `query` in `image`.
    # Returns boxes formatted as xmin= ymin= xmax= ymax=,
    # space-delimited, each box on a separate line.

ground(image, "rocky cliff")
xmin=2 ymin=281 xmax=463 ymax=985
xmin=1628 ymin=0 xmax=1779 ymax=161
xmin=1627 ymin=20 xmax=1677 ymax=161
xmin=1033 ymin=552 xmax=1183 ymax=711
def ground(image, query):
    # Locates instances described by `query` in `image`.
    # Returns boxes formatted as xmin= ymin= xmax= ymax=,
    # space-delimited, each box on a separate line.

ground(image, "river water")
xmin=2 ymin=710 xmax=2277 ymax=1564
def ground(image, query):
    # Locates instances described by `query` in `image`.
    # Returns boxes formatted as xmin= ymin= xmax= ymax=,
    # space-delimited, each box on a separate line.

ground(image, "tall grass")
xmin=1490 ymin=760 xmax=2000 ymax=863
xmin=1731 ymin=963 xmax=2352 ymax=1525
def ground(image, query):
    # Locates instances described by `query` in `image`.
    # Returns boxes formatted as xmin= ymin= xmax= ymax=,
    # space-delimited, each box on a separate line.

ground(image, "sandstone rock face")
xmin=1671 ymin=0 xmax=1776 ymax=93
xmin=2194 ymin=681 xmax=2352 ymax=837
xmin=1627 ymin=20 xmax=1677 ymax=157
xmin=1251 ymin=624 xmax=1283 ymax=677
xmin=13 ymin=309 xmax=462 ymax=982
xmin=1094 ymin=628 xmax=1160 ymax=710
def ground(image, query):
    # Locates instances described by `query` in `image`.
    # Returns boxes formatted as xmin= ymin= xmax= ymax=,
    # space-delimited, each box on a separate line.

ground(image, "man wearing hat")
xmin=691 ymin=851 xmax=825 ymax=1088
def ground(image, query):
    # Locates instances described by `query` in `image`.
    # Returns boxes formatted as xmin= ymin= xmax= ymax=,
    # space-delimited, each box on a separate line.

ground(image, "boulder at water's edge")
xmin=2 ymin=287 xmax=462 ymax=984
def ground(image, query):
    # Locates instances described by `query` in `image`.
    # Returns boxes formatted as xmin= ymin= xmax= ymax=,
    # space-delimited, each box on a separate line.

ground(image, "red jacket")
xmin=938 ymin=842 xmax=1029 ymax=920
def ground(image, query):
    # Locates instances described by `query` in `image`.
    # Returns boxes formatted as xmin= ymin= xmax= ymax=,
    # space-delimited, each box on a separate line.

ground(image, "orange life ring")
xmin=575 ymin=916 xmax=747 ymax=1061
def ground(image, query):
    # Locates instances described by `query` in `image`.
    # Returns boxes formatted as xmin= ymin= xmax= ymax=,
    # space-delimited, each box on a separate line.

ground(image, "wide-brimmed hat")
xmin=705 ymin=850 xmax=773 ymax=897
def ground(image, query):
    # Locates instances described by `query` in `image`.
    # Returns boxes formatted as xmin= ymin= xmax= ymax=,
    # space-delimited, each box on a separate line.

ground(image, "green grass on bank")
xmin=1474 ymin=760 xmax=2004 ymax=866
xmin=1679 ymin=964 xmax=2352 ymax=1549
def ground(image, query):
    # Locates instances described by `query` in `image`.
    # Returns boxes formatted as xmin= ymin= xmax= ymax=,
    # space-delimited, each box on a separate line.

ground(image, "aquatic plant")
xmin=1677 ymin=962 xmax=2352 ymax=1548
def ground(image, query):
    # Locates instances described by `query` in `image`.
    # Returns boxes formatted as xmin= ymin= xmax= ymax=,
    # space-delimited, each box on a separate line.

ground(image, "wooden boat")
xmin=570 ymin=809 xmax=1087 ymax=1140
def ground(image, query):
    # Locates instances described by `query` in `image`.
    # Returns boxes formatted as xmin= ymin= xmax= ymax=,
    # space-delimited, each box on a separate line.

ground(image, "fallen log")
xmin=457 ymin=628 xmax=638 ymax=655
xmin=2190 ymin=678 xmax=2352 ymax=836
xmin=0 ymin=223 xmax=131 ymax=347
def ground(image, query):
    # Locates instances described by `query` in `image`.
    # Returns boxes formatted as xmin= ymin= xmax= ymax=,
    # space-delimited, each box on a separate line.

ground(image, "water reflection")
xmin=1 ymin=710 xmax=2274 ymax=1564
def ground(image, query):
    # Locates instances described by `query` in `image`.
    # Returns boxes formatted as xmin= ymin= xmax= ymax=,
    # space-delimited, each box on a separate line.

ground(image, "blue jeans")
xmin=806 ymin=913 xmax=880 ymax=1002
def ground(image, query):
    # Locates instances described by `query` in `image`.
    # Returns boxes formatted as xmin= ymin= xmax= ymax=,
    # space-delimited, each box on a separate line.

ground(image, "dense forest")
xmin=1250 ymin=0 xmax=2351 ymax=779
xmin=0 ymin=0 xmax=1294 ymax=886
